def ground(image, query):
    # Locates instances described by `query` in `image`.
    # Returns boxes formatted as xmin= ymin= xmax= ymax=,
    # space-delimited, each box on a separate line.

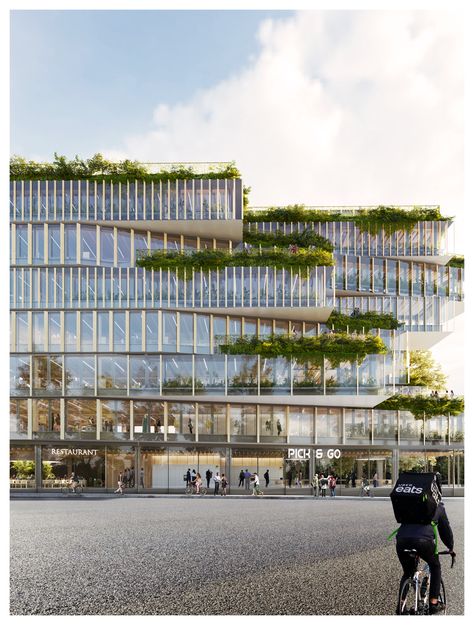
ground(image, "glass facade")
xmin=9 ymin=177 xmax=463 ymax=493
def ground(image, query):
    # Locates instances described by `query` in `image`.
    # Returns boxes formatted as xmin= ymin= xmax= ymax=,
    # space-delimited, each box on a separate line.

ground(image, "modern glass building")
xmin=9 ymin=167 xmax=464 ymax=495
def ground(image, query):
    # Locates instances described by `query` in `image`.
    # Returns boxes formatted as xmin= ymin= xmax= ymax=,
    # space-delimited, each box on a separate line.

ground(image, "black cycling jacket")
xmin=396 ymin=502 xmax=454 ymax=551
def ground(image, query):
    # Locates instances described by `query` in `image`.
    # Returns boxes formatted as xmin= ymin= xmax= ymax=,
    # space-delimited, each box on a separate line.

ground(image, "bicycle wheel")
xmin=185 ymin=485 xmax=192 ymax=495
xmin=438 ymin=579 xmax=447 ymax=614
xmin=398 ymin=579 xmax=419 ymax=615
xmin=75 ymin=485 xmax=83 ymax=495
xmin=200 ymin=487 xmax=207 ymax=496
xmin=61 ymin=486 xmax=70 ymax=495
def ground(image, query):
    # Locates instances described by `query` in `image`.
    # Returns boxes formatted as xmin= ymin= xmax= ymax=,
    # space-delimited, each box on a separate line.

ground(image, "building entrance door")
xmin=284 ymin=459 xmax=309 ymax=490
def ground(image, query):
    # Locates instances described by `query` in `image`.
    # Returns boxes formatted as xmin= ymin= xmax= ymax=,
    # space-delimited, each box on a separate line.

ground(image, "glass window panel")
xmin=227 ymin=356 xmax=258 ymax=395
xmin=213 ymin=316 xmax=226 ymax=350
xmin=10 ymin=356 xmax=31 ymax=396
xmin=15 ymin=225 xmax=29 ymax=264
xmin=167 ymin=402 xmax=195 ymax=440
xmin=145 ymin=312 xmax=159 ymax=351
xmin=100 ymin=400 xmax=130 ymax=439
xmin=260 ymin=405 xmax=286 ymax=439
xmin=133 ymin=401 xmax=164 ymax=438
xmin=289 ymin=406 xmax=313 ymax=440
xmin=100 ymin=227 xmax=114 ymax=266
xmin=16 ymin=313 xmax=29 ymax=351
xmin=260 ymin=357 xmax=290 ymax=394
xmin=97 ymin=312 xmax=109 ymax=351
xmin=150 ymin=234 xmax=164 ymax=250
xmin=113 ymin=312 xmax=126 ymax=351
xmin=64 ymin=312 xmax=77 ymax=351
xmin=117 ymin=230 xmax=131 ymax=267
xmin=65 ymin=399 xmax=97 ymax=436
xmin=179 ymin=313 xmax=194 ymax=353
xmin=130 ymin=356 xmax=160 ymax=393
xmin=162 ymin=356 xmax=193 ymax=394
xmin=48 ymin=312 xmax=61 ymax=352
xmin=81 ymin=312 xmax=94 ymax=351
xmin=32 ymin=225 xmax=44 ymax=263
xmin=196 ymin=315 xmax=210 ymax=353
xmin=48 ymin=226 xmax=61 ymax=263
xmin=80 ymin=226 xmax=97 ymax=264
xmin=10 ymin=400 xmax=29 ymax=437
xmin=316 ymin=408 xmax=342 ymax=443
xmin=162 ymin=312 xmax=177 ymax=352
xmin=65 ymin=356 xmax=96 ymax=395
xmin=134 ymin=231 xmax=149 ymax=261
xmin=194 ymin=356 xmax=225 ymax=394
xmin=345 ymin=409 xmax=371 ymax=444
xmin=98 ymin=356 xmax=128 ymax=393
xmin=32 ymin=312 xmax=44 ymax=351
xmin=32 ymin=399 xmax=61 ymax=436
xmin=198 ymin=403 xmax=227 ymax=438
xmin=32 ymin=355 xmax=63 ymax=394
xmin=130 ymin=312 xmax=142 ymax=351
xmin=166 ymin=235 xmax=181 ymax=251
xmin=373 ymin=410 xmax=397 ymax=444
xmin=230 ymin=404 xmax=257 ymax=438
xmin=64 ymin=225 xmax=76 ymax=263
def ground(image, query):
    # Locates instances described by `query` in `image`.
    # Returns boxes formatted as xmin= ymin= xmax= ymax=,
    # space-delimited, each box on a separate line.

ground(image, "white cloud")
xmin=105 ymin=10 xmax=464 ymax=391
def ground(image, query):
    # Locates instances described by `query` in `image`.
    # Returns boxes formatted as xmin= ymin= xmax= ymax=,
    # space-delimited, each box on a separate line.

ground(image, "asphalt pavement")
xmin=10 ymin=497 xmax=463 ymax=615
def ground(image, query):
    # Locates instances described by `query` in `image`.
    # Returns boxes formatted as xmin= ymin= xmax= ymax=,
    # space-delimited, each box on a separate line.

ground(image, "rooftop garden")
xmin=10 ymin=153 xmax=241 ymax=181
xmin=327 ymin=311 xmax=402 ymax=332
xmin=242 ymin=228 xmax=334 ymax=252
xmin=217 ymin=332 xmax=387 ymax=368
xmin=136 ymin=247 xmax=334 ymax=275
xmin=244 ymin=204 xmax=452 ymax=234
xmin=375 ymin=394 xmax=464 ymax=419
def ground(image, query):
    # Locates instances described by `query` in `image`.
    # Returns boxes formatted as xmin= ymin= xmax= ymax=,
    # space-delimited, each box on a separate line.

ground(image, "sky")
xmin=9 ymin=9 xmax=464 ymax=391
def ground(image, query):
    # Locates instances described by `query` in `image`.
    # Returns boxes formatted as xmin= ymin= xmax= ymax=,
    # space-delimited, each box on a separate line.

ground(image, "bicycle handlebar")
xmin=438 ymin=550 xmax=456 ymax=568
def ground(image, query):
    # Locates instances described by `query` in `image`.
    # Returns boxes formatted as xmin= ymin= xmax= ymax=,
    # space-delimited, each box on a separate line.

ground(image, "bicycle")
xmin=397 ymin=549 xmax=455 ymax=615
xmin=185 ymin=483 xmax=207 ymax=496
xmin=61 ymin=484 xmax=83 ymax=496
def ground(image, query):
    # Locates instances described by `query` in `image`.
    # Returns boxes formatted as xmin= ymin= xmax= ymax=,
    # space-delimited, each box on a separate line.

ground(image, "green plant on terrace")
xmin=375 ymin=394 xmax=464 ymax=419
xmin=243 ymin=228 xmax=334 ymax=252
xmin=327 ymin=311 xmax=402 ymax=332
xmin=447 ymin=255 xmax=464 ymax=269
xmin=10 ymin=154 xmax=241 ymax=181
xmin=217 ymin=332 xmax=387 ymax=368
xmin=136 ymin=247 xmax=334 ymax=276
xmin=244 ymin=204 xmax=451 ymax=234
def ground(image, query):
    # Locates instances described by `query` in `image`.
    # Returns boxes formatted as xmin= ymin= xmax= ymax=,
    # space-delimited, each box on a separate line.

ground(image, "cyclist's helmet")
xmin=435 ymin=471 xmax=443 ymax=496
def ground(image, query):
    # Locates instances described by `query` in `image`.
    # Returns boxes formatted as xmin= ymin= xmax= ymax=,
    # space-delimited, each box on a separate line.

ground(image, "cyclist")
xmin=69 ymin=472 xmax=80 ymax=493
xmin=194 ymin=472 xmax=202 ymax=494
xmin=395 ymin=473 xmax=455 ymax=615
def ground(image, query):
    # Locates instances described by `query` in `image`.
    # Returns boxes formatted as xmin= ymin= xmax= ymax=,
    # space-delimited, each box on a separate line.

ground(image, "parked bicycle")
xmin=185 ymin=483 xmax=207 ymax=496
xmin=397 ymin=549 xmax=455 ymax=615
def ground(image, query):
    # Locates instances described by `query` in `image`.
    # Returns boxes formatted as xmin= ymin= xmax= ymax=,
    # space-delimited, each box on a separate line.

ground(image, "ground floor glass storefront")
xmin=10 ymin=444 xmax=464 ymax=495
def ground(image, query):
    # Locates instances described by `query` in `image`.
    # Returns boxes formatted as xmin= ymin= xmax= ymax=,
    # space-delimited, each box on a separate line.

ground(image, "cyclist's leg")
xmin=396 ymin=539 xmax=418 ymax=596
xmin=416 ymin=541 xmax=441 ymax=603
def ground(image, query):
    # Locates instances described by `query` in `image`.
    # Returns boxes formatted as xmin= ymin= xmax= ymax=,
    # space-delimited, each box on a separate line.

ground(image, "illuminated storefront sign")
xmin=286 ymin=448 xmax=341 ymax=460
xmin=50 ymin=448 xmax=98 ymax=457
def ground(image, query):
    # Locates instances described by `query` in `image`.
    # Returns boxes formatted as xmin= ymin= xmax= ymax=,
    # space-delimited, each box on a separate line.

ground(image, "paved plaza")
xmin=10 ymin=497 xmax=463 ymax=615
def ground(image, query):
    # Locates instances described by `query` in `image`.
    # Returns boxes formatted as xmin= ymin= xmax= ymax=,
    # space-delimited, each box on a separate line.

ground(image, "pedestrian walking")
xmin=351 ymin=471 xmax=356 ymax=488
xmin=264 ymin=469 xmax=270 ymax=487
xmin=205 ymin=468 xmax=212 ymax=489
xmin=287 ymin=469 xmax=293 ymax=488
xmin=220 ymin=474 xmax=228 ymax=496
xmin=238 ymin=469 xmax=245 ymax=487
xmin=329 ymin=474 xmax=337 ymax=497
xmin=372 ymin=472 xmax=378 ymax=488
xmin=188 ymin=418 xmax=193 ymax=435
xmin=129 ymin=466 xmax=135 ymax=488
xmin=311 ymin=473 xmax=319 ymax=497
xmin=114 ymin=472 xmax=124 ymax=495
xmin=139 ymin=467 xmax=144 ymax=488
xmin=186 ymin=468 xmax=192 ymax=484
xmin=277 ymin=419 xmax=282 ymax=436
xmin=252 ymin=473 xmax=263 ymax=496
xmin=213 ymin=472 xmax=221 ymax=496
xmin=319 ymin=474 xmax=327 ymax=497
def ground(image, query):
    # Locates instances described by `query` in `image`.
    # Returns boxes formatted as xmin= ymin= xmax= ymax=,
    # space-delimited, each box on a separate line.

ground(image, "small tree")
xmin=408 ymin=350 xmax=447 ymax=390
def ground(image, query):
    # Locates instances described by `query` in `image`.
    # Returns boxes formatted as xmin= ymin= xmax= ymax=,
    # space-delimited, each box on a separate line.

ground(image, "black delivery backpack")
xmin=390 ymin=472 xmax=441 ymax=524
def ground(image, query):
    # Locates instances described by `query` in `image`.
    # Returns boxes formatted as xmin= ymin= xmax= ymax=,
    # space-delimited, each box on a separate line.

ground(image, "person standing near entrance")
xmin=373 ymin=472 xmax=378 ymax=488
xmin=238 ymin=469 xmax=245 ymax=487
xmin=220 ymin=474 xmax=228 ymax=496
xmin=287 ymin=469 xmax=293 ymax=488
xmin=311 ymin=473 xmax=319 ymax=497
xmin=263 ymin=469 xmax=270 ymax=488
xmin=205 ymin=469 xmax=212 ymax=489
xmin=140 ymin=467 xmax=145 ymax=489
xmin=319 ymin=474 xmax=327 ymax=497
xmin=328 ymin=474 xmax=337 ymax=497
xmin=244 ymin=469 xmax=251 ymax=490
xmin=213 ymin=472 xmax=221 ymax=495
xmin=186 ymin=468 xmax=192 ymax=484
xmin=129 ymin=466 xmax=135 ymax=488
